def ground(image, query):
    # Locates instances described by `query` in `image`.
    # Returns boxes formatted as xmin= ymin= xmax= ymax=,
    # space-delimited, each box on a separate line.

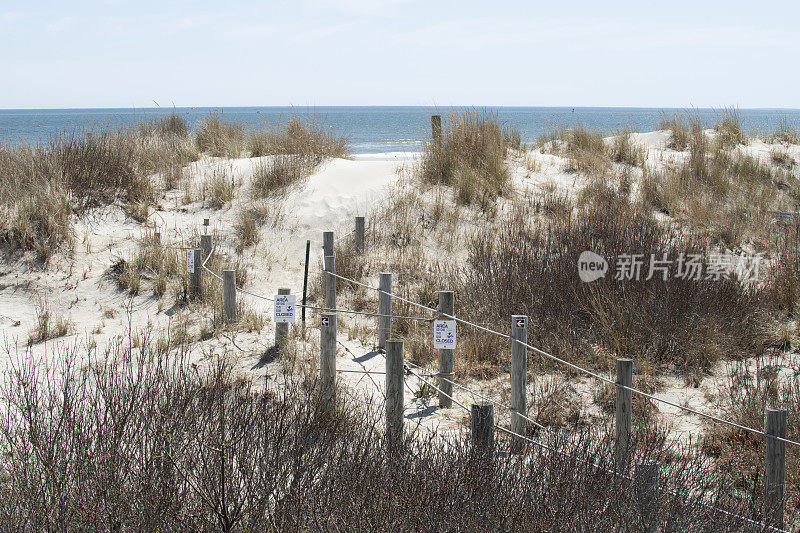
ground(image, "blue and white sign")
xmin=187 ymin=250 xmax=195 ymax=273
xmin=274 ymin=294 xmax=296 ymax=323
xmin=433 ymin=319 xmax=456 ymax=349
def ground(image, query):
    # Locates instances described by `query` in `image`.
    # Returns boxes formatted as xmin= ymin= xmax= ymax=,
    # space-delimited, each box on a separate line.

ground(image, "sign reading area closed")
xmin=274 ymin=295 xmax=296 ymax=323
xmin=433 ymin=319 xmax=456 ymax=349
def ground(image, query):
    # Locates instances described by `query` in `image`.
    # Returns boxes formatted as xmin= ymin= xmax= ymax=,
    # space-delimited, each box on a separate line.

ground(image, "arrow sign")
xmin=321 ymin=316 xmax=330 ymax=327
xmin=515 ymin=317 xmax=526 ymax=329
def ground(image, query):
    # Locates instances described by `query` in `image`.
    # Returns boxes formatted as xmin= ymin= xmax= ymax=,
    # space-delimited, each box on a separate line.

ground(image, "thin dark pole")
xmin=302 ymin=239 xmax=310 ymax=324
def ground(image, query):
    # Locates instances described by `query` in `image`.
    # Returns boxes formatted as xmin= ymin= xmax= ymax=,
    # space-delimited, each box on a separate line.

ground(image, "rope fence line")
xmin=326 ymin=269 xmax=800 ymax=449
xmin=404 ymin=360 xmax=546 ymax=431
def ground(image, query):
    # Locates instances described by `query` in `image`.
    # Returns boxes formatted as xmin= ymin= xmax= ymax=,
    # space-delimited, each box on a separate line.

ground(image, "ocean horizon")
xmin=2 ymin=106 xmax=799 ymax=154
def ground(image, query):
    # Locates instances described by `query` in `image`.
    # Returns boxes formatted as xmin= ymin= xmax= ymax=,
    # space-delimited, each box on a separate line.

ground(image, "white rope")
xmin=326 ymin=269 xmax=800 ymax=449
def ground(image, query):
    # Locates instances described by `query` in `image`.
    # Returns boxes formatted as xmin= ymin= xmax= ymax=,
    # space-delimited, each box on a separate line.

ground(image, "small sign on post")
xmin=515 ymin=317 xmax=527 ymax=329
xmin=321 ymin=316 xmax=330 ymax=328
xmin=274 ymin=294 xmax=296 ymax=323
xmin=433 ymin=319 xmax=456 ymax=349
xmin=186 ymin=249 xmax=195 ymax=273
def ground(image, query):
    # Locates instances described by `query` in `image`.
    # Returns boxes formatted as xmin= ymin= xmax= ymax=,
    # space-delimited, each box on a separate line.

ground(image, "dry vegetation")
xmin=0 ymin=338 xmax=776 ymax=531
xmin=420 ymin=109 xmax=519 ymax=208
xmin=0 ymin=113 xmax=198 ymax=262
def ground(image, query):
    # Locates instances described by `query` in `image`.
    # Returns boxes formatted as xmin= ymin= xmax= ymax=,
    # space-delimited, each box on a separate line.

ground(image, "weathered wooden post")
xmin=765 ymin=408 xmax=787 ymax=528
xmin=320 ymin=313 xmax=337 ymax=412
xmin=323 ymin=231 xmax=336 ymax=310
xmin=189 ymin=248 xmax=202 ymax=299
xmin=153 ymin=231 xmax=161 ymax=246
xmin=511 ymin=315 xmax=528 ymax=453
xmin=200 ymin=234 xmax=212 ymax=261
xmin=471 ymin=403 xmax=494 ymax=456
xmin=275 ymin=288 xmax=290 ymax=350
xmin=438 ymin=291 xmax=455 ymax=408
xmin=378 ymin=273 xmax=392 ymax=350
xmin=431 ymin=115 xmax=442 ymax=143
xmin=385 ymin=339 xmax=404 ymax=445
xmin=355 ymin=216 xmax=366 ymax=254
xmin=222 ymin=270 xmax=237 ymax=324
xmin=615 ymin=358 xmax=633 ymax=472
xmin=635 ymin=460 xmax=660 ymax=533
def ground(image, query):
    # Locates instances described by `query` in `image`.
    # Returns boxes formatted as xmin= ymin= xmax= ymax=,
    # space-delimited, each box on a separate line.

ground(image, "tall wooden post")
xmin=385 ymin=339 xmax=404 ymax=445
xmin=511 ymin=315 xmax=528 ymax=453
xmin=438 ymin=291 xmax=455 ymax=408
xmin=765 ymin=408 xmax=787 ymax=528
xmin=635 ymin=460 xmax=660 ymax=533
xmin=615 ymin=358 xmax=633 ymax=472
xmin=302 ymin=239 xmax=310 ymax=325
xmin=431 ymin=115 xmax=442 ymax=143
xmin=378 ymin=273 xmax=392 ymax=350
xmin=222 ymin=270 xmax=236 ymax=324
xmin=320 ymin=313 xmax=337 ymax=412
xmin=189 ymin=248 xmax=202 ymax=300
xmin=471 ymin=403 xmax=494 ymax=456
xmin=275 ymin=288 xmax=290 ymax=351
xmin=200 ymin=234 xmax=212 ymax=261
xmin=355 ymin=216 xmax=366 ymax=254
xmin=323 ymin=231 xmax=336 ymax=310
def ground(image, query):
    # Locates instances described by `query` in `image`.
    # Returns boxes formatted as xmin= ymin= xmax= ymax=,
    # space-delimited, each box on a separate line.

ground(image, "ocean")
xmin=2 ymin=106 xmax=799 ymax=154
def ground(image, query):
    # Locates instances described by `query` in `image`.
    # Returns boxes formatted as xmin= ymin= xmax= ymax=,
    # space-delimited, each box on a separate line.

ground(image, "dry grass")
xmin=250 ymin=155 xmax=309 ymax=198
xmin=203 ymin=165 xmax=237 ymax=209
xmin=234 ymin=208 xmax=260 ymax=251
xmin=659 ymin=112 xmax=691 ymax=151
xmin=715 ymin=107 xmax=746 ymax=149
xmin=248 ymin=115 xmax=349 ymax=161
xmin=27 ymin=297 xmax=72 ymax=345
xmin=0 ymin=114 xmax=197 ymax=263
xmin=420 ymin=109 xmax=515 ymax=208
xmin=642 ymin=126 xmax=794 ymax=247
xmin=195 ymin=113 xmax=245 ymax=158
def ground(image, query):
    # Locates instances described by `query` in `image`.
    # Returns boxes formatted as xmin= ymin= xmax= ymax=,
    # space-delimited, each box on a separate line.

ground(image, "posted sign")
xmin=433 ymin=319 xmax=456 ymax=349
xmin=274 ymin=295 xmax=296 ymax=323
xmin=187 ymin=250 xmax=195 ymax=273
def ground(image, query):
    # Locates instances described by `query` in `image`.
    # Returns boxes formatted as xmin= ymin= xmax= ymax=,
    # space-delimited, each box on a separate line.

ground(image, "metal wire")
xmin=326 ymin=269 xmax=800 ymax=449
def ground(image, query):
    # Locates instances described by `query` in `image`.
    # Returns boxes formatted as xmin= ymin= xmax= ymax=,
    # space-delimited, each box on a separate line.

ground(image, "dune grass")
xmin=0 ymin=113 xmax=197 ymax=262
xmin=420 ymin=109 xmax=517 ymax=208
xmin=195 ymin=113 xmax=245 ymax=158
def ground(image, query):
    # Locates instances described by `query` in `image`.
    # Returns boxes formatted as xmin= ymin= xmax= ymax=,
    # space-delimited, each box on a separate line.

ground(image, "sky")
xmin=1 ymin=0 xmax=799 ymax=109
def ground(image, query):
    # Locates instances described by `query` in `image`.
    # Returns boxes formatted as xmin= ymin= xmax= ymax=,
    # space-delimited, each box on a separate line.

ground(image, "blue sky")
xmin=1 ymin=0 xmax=799 ymax=108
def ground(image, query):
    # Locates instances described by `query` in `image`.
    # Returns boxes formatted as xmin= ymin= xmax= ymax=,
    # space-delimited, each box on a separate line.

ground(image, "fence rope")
xmin=404 ymin=360 xmax=546 ymax=431
xmin=325 ymin=269 xmax=800 ymax=449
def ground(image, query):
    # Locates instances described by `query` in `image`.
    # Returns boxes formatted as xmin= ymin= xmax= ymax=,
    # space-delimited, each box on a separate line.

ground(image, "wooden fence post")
xmin=200 ymin=234 xmax=212 ymax=260
xmin=615 ymin=358 xmax=633 ymax=472
xmin=323 ymin=231 xmax=336 ymax=310
xmin=222 ymin=270 xmax=236 ymax=324
xmin=275 ymin=288 xmax=290 ymax=351
xmin=154 ymin=232 xmax=161 ymax=246
xmin=635 ymin=460 xmax=660 ymax=533
xmin=320 ymin=313 xmax=337 ymax=413
xmin=438 ymin=291 xmax=455 ymax=408
xmin=385 ymin=339 xmax=404 ymax=445
xmin=765 ymin=407 xmax=787 ymax=528
xmin=431 ymin=115 xmax=442 ymax=143
xmin=511 ymin=315 xmax=528 ymax=453
xmin=378 ymin=273 xmax=392 ymax=350
xmin=189 ymin=248 xmax=202 ymax=300
xmin=355 ymin=216 xmax=365 ymax=254
xmin=471 ymin=403 xmax=494 ymax=456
